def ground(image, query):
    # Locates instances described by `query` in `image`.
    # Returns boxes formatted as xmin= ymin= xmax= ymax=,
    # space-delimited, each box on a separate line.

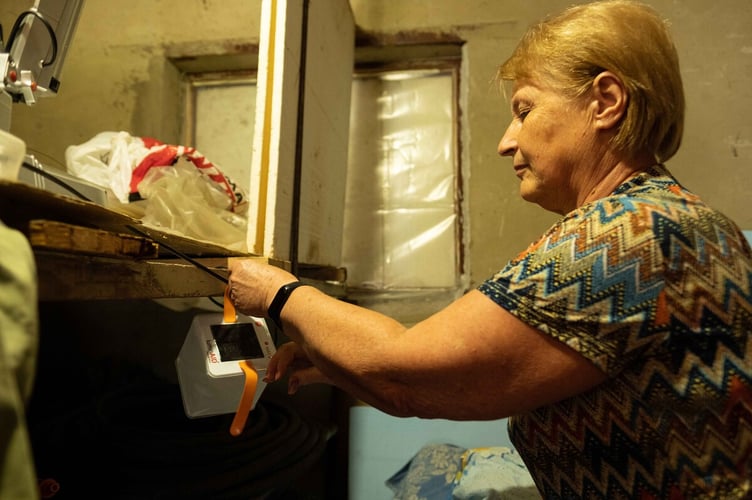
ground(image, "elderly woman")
xmin=228 ymin=0 xmax=752 ymax=497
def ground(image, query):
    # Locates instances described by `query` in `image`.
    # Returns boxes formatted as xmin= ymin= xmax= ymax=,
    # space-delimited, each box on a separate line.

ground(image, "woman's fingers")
xmin=264 ymin=341 xmax=299 ymax=383
xmin=265 ymin=341 xmax=333 ymax=393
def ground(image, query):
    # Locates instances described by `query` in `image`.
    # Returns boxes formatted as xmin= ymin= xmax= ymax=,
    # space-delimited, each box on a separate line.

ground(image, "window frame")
xmin=178 ymin=45 xmax=466 ymax=322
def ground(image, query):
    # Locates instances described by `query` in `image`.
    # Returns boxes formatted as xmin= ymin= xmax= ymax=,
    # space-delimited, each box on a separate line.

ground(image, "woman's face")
xmin=497 ymin=80 xmax=599 ymax=215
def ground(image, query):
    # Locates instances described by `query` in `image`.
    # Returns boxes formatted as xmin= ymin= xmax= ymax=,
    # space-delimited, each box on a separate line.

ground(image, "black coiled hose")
xmin=33 ymin=383 xmax=335 ymax=499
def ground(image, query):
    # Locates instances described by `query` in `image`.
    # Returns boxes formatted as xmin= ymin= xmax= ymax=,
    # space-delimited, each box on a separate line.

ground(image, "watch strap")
xmin=268 ymin=281 xmax=308 ymax=330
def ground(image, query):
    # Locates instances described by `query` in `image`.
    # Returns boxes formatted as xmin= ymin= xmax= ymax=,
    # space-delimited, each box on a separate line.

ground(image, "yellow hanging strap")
xmin=224 ymin=286 xmax=259 ymax=436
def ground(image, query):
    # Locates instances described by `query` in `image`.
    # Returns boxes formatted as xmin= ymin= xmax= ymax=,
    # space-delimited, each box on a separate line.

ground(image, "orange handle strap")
xmin=224 ymin=285 xmax=253 ymax=436
xmin=223 ymin=286 xmax=237 ymax=324
xmin=230 ymin=360 xmax=258 ymax=436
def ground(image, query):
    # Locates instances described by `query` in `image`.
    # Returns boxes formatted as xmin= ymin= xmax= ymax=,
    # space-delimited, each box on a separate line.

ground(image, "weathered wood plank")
xmin=35 ymin=252 xmax=229 ymax=301
xmin=29 ymin=220 xmax=159 ymax=258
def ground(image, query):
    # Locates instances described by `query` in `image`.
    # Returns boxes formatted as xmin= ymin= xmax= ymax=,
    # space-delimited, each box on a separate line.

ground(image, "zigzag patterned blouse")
xmin=479 ymin=164 xmax=752 ymax=499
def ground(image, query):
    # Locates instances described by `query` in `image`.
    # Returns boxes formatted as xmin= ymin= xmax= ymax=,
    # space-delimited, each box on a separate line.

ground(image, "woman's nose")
xmin=497 ymin=121 xmax=518 ymax=157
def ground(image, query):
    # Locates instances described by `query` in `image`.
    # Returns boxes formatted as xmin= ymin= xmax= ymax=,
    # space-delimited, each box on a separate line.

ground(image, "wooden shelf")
xmin=0 ymin=180 xmax=239 ymax=301
xmin=34 ymin=251 xmax=228 ymax=301
xmin=0 ymin=181 xmax=345 ymax=301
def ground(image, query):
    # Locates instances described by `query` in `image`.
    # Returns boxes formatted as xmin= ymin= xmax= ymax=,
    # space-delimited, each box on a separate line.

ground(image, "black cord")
xmin=124 ymin=223 xmax=229 ymax=285
xmin=208 ymin=295 xmax=224 ymax=308
xmin=6 ymin=9 xmax=58 ymax=67
xmin=21 ymin=159 xmax=229 ymax=285
xmin=22 ymin=159 xmax=92 ymax=201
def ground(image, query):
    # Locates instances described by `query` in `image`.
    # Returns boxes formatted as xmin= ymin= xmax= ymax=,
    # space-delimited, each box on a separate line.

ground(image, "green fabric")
xmin=0 ymin=220 xmax=39 ymax=500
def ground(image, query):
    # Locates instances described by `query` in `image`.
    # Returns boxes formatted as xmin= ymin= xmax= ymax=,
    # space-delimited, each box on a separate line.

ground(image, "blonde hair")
xmin=497 ymin=0 xmax=685 ymax=163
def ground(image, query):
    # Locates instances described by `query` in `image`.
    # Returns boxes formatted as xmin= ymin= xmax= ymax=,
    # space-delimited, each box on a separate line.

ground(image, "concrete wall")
xmin=3 ymin=0 xmax=750 ymax=287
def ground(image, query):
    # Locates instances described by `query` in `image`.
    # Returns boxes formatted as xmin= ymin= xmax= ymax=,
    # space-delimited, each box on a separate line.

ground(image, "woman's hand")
xmin=265 ymin=341 xmax=334 ymax=394
xmin=227 ymin=258 xmax=297 ymax=317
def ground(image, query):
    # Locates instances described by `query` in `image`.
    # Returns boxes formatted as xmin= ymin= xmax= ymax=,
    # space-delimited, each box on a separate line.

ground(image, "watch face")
xmin=210 ymin=323 xmax=264 ymax=361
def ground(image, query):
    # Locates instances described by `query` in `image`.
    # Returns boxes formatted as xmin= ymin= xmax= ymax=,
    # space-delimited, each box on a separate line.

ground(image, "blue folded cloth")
xmin=386 ymin=443 xmax=538 ymax=500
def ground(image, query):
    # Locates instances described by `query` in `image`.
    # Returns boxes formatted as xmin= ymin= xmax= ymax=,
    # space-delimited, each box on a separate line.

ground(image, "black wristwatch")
xmin=268 ymin=281 xmax=309 ymax=330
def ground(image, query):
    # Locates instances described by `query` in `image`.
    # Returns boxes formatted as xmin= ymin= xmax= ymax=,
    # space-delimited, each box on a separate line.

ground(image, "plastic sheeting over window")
xmin=183 ymin=66 xmax=463 ymax=321
xmin=342 ymin=69 xmax=463 ymax=319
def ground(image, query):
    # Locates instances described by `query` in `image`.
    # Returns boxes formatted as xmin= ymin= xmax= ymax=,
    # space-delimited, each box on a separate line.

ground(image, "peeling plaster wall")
xmin=2 ymin=0 xmax=261 ymax=165
xmin=3 ymin=0 xmax=751 ymax=288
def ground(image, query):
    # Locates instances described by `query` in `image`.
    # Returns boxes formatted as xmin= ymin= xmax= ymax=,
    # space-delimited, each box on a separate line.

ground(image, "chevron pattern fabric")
xmin=479 ymin=165 xmax=752 ymax=498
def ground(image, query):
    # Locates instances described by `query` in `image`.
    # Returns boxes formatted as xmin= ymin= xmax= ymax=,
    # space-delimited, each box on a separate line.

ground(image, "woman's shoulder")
xmin=549 ymin=165 xmax=751 ymax=262
xmin=562 ymin=165 xmax=719 ymax=227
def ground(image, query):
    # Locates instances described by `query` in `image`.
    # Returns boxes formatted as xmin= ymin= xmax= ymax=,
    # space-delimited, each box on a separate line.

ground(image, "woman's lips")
xmin=513 ymin=164 xmax=527 ymax=178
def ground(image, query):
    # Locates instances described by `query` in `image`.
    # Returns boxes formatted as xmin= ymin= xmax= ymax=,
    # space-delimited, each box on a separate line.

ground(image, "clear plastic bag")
xmin=135 ymin=158 xmax=247 ymax=251
xmin=65 ymin=131 xmax=248 ymax=251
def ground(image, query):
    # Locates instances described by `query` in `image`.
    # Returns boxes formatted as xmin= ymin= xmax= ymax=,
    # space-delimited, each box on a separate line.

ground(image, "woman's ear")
xmin=591 ymin=71 xmax=627 ymax=130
